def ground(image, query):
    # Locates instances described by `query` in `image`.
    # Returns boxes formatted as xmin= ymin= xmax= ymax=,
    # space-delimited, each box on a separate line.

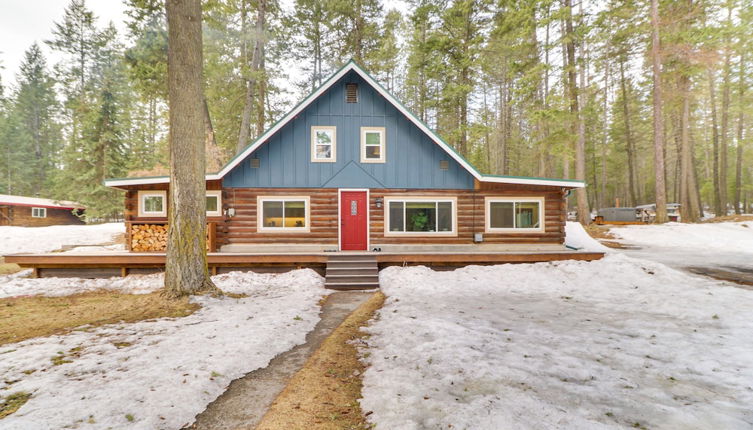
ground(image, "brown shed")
xmin=0 ymin=194 xmax=85 ymax=227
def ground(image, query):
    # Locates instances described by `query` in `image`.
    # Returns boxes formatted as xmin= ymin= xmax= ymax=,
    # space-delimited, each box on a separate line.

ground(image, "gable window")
xmin=384 ymin=197 xmax=456 ymax=236
xmin=206 ymin=190 xmax=222 ymax=217
xmin=485 ymin=197 xmax=544 ymax=232
xmin=31 ymin=207 xmax=47 ymax=218
xmin=138 ymin=190 xmax=167 ymax=217
xmin=311 ymin=126 xmax=336 ymax=162
xmin=361 ymin=127 xmax=385 ymax=163
xmin=257 ymin=196 xmax=310 ymax=232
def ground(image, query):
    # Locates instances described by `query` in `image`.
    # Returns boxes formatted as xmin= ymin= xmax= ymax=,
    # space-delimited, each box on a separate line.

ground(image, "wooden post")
xmin=208 ymin=222 xmax=217 ymax=252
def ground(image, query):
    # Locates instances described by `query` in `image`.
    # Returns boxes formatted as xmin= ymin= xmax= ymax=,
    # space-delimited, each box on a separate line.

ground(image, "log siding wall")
xmin=121 ymin=182 xmax=567 ymax=249
xmin=0 ymin=205 xmax=85 ymax=227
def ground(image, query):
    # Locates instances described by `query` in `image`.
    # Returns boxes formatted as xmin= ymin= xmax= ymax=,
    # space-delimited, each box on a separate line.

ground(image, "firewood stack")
xmin=130 ymin=224 xmax=168 ymax=251
xmin=129 ymin=223 xmax=213 ymax=252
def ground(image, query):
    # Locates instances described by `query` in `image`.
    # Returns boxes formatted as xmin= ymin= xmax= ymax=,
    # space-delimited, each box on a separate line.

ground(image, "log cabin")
xmin=0 ymin=194 xmax=85 ymax=227
xmin=104 ymin=60 xmax=585 ymax=255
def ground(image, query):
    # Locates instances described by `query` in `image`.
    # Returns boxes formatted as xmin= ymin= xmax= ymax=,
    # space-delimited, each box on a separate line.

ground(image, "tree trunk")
xmin=708 ymin=68 xmax=723 ymax=217
xmin=563 ymin=0 xmax=590 ymax=225
xmin=650 ymin=0 xmax=668 ymax=223
xmin=164 ymin=0 xmax=220 ymax=298
xmin=720 ymin=6 xmax=732 ymax=213
xmin=619 ymin=58 xmax=638 ymax=206
xmin=237 ymin=0 xmax=267 ymax=153
xmin=679 ymin=73 xmax=699 ymax=222
xmin=735 ymin=52 xmax=745 ymax=214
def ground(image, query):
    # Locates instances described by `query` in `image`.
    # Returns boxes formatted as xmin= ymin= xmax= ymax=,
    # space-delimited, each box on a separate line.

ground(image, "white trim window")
xmin=138 ymin=190 xmax=167 ymax=217
xmin=485 ymin=197 xmax=544 ymax=232
xmin=31 ymin=207 xmax=47 ymax=218
xmin=257 ymin=196 xmax=311 ymax=232
xmin=384 ymin=197 xmax=456 ymax=236
xmin=311 ymin=126 xmax=336 ymax=162
xmin=206 ymin=190 xmax=222 ymax=217
xmin=360 ymin=126 xmax=385 ymax=163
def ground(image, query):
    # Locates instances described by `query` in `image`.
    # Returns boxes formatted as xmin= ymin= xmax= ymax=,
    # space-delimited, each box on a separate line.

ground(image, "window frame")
xmin=31 ymin=207 xmax=47 ymax=218
xmin=383 ymin=196 xmax=457 ymax=237
xmin=257 ymin=196 xmax=311 ymax=233
xmin=206 ymin=190 xmax=222 ymax=217
xmin=360 ymin=126 xmax=386 ymax=163
xmin=138 ymin=190 xmax=167 ymax=217
xmin=310 ymin=126 xmax=337 ymax=163
xmin=485 ymin=196 xmax=545 ymax=233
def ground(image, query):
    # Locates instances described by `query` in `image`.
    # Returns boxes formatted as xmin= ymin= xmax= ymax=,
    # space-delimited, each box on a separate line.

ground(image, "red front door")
xmin=340 ymin=191 xmax=368 ymax=250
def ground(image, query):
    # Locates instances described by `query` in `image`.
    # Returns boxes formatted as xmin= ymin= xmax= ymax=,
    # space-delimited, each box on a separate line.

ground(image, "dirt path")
xmin=185 ymin=291 xmax=373 ymax=430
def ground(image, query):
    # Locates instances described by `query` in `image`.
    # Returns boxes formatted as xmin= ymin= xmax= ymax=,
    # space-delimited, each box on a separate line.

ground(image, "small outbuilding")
xmin=0 ymin=194 xmax=85 ymax=227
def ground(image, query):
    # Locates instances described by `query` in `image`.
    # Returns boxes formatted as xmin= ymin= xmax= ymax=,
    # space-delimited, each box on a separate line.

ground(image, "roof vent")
xmin=346 ymin=83 xmax=358 ymax=103
xmin=250 ymin=158 xmax=260 ymax=168
xmin=439 ymin=160 xmax=449 ymax=170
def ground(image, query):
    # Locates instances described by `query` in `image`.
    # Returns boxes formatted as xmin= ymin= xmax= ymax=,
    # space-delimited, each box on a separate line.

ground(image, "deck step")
xmin=325 ymin=254 xmax=379 ymax=290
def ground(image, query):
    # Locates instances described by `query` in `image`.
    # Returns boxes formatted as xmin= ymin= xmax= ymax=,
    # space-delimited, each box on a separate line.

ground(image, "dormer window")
xmin=311 ymin=126 xmax=336 ymax=162
xmin=346 ymin=83 xmax=358 ymax=103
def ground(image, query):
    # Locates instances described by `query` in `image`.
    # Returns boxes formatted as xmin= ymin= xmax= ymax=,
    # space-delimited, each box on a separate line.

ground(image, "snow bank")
xmin=0 ymin=272 xmax=164 ymax=299
xmin=0 ymin=223 xmax=124 ymax=255
xmin=610 ymin=221 xmax=753 ymax=254
xmin=565 ymin=221 xmax=610 ymax=252
xmin=361 ymin=255 xmax=753 ymax=429
xmin=0 ymin=269 xmax=327 ymax=430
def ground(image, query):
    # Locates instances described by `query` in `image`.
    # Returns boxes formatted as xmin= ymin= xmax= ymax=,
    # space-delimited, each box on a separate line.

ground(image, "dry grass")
xmin=584 ymin=224 xmax=625 ymax=249
xmin=0 ymin=263 xmax=22 ymax=275
xmin=0 ymin=391 xmax=31 ymax=419
xmin=254 ymin=292 xmax=386 ymax=430
xmin=702 ymin=214 xmax=753 ymax=223
xmin=0 ymin=291 xmax=199 ymax=346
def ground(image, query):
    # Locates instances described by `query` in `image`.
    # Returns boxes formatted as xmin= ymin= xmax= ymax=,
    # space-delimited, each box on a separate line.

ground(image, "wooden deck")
xmin=4 ymin=250 xmax=604 ymax=279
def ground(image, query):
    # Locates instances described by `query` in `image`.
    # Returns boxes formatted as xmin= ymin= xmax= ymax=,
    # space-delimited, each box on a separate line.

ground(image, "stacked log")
xmin=131 ymin=224 xmax=168 ymax=251
xmin=129 ymin=223 xmax=214 ymax=252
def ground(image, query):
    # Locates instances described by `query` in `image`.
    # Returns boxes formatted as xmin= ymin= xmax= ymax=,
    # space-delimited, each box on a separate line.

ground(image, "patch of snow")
xmin=0 ymin=269 xmax=327 ymax=430
xmin=610 ymin=221 xmax=753 ymax=254
xmin=608 ymin=221 xmax=753 ymax=269
xmin=0 ymin=223 xmax=125 ymax=255
xmin=565 ymin=221 xmax=610 ymax=252
xmin=0 ymin=272 xmax=165 ymax=299
xmin=361 ymin=255 xmax=753 ymax=429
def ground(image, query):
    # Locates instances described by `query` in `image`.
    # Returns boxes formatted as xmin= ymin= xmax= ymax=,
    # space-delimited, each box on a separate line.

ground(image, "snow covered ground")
xmin=0 ymin=223 xmax=125 ymax=255
xmin=360 ymin=228 xmax=753 ymax=429
xmin=0 ymin=269 xmax=327 ymax=429
xmin=608 ymin=221 xmax=753 ymax=269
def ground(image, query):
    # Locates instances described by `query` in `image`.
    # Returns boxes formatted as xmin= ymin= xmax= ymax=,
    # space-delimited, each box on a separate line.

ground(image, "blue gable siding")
xmin=223 ymin=70 xmax=475 ymax=189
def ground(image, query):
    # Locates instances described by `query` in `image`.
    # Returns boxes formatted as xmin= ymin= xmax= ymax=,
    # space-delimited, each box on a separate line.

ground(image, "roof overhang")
xmin=480 ymin=175 xmax=585 ymax=188
xmin=105 ymin=60 xmax=585 ymax=190
xmin=104 ymin=174 xmax=221 ymax=188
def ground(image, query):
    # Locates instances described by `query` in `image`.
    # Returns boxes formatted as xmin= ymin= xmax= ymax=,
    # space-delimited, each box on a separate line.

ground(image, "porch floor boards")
xmin=3 ymin=250 xmax=604 ymax=283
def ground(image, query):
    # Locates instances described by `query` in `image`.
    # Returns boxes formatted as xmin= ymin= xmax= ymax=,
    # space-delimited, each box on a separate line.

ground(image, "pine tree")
xmin=13 ymin=44 xmax=61 ymax=195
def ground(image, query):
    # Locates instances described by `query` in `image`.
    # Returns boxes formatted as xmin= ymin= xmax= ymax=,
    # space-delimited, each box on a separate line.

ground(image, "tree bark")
xmin=563 ymin=0 xmax=590 ymax=225
xmin=720 ymin=5 xmax=732 ymax=213
xmin=708 ymin=68 xmax=723 ymax=216
xmin=679 ymin=74 xmax=699 ymax=222
xmin=164 ymin=0 xmax=220 ymax=298
xmin=237 ymin=0 xmax=267 ymax=153
xmin=619 ymin=58 xmax=639 ymax=206
xmin=650 ymin=0 xmax=668 ymax=223
xmin=735 ymin=52 xmax=745 ymax=214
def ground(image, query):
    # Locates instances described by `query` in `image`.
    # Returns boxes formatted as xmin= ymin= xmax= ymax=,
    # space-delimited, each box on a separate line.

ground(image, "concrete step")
xmin=326 ymin=254 xmax=377 ymax=262
xmin=325 ymin=254 xmax=379 ymax=290
xmin=325 ymin=274 xmax=379 ymax=283
xmin=325 ymin=283 xmax=379 ymax=291
xmin=326 ymin=267 xmax=378 ymax=276
xmin=325 ymin=261 xmax=377 ymax=269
